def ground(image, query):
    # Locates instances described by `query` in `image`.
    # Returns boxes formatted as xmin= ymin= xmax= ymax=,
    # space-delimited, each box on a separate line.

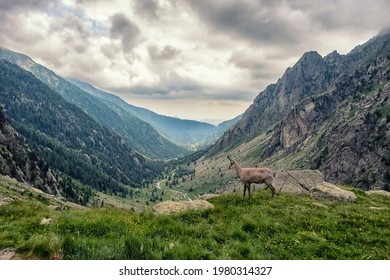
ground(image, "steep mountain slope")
xmin=207 ymin=31 xmax=390 ymax=190
xmin=0 ymin=47 xmax=186 ymax=159
xmin=67 ymin=78 xmax=241 ymax=148
xmin=0 ymin=60 xmax=163 ymax=200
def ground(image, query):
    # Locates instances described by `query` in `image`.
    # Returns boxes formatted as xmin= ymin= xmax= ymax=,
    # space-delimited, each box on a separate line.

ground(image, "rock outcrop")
xmin=366 ymin=190 xmax=390 ymax=197
xmin=310 ymin=182 xmax=356 ymax=202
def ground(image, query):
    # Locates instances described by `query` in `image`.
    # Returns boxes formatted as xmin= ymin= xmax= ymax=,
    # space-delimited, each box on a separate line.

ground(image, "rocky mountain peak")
xmin=299 ymin=50 xmax=322 ymax=63
xmin=324 ymin=50 xmax=341 ymax=61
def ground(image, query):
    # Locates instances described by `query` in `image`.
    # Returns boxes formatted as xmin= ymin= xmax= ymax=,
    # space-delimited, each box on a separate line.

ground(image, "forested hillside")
xmin=0 ymin=60 xmax=164 ymax=202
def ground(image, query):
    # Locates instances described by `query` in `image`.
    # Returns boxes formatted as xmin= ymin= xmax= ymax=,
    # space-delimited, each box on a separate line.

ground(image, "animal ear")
xmin=227 ymin=155 xmax=232 ymax=161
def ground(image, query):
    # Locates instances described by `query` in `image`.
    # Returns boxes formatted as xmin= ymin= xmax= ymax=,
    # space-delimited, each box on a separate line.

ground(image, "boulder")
xmin=310 ymin=182 xmax=356 ymax=202
xmin=153 ymin=200 xmax=214 ymax=215
xmin=366 ymin=190 xmax=390 ymax=197
xmin=274 ymin=170 xmax=325 ymax=194
xmin=40 ymin=218 xmax=53 ymax=225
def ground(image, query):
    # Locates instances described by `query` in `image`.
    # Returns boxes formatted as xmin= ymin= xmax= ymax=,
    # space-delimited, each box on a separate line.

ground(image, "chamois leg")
xmin=265 ymin=181 xmax=276 ymax=199
xmin=243 ymin=182 xmax=250 ymax=198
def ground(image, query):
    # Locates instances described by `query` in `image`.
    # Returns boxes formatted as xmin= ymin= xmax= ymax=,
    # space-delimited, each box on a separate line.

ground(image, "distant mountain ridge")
xmin=67 ymin=78 xmax=242 ymax=148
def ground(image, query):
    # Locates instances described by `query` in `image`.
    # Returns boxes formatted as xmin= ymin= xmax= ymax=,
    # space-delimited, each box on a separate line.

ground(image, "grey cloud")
xmin=109 ymin=13 xmax=140 ymax=52
xmin=186 ymin=0 xmax=300 ymax=46
xmin=134 ymin=0 xmax=159 ymax=20
xmin=109 ymin=71 xmax=254 ymax=102
xmin=112 ymin=86 xmax=170 ymax=97
xmin=0 ymin=0 xmax=53 ymax=45
xmin=186 ymin=0 xmax=390 ymax=49
xmin=111 ymin=85 xmax=253 ymax=102
xmin=108 ymin=72 xmax=201 ymax=99
xmin=228 ymin=51 xmax=266 ymax=70
xmin=0 ymin=0 xmax=57 ymax=14
xmin=148 ymin=44 xmax=180 ymax=61
xmin=116 ymin=72 xmax=201 ymax=99
xmin=163 ymin=72 xmax=202 ymax=93
xmin=288 ymin=0 xmax=390 ymax=31
xmin=49 ymin=14 xmax=92 ymax=49
xmin=228 ymin=50 xmax=284 ymax=85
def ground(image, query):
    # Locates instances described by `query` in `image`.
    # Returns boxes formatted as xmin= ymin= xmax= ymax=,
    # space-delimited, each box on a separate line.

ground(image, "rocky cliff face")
xmin=263 ymin=57 xmax=389 ymax=188
xmin=265 ymin=37 xmax=390 ymax=190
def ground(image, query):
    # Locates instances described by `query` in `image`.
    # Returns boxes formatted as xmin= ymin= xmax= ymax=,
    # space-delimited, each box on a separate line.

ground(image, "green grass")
xmin=1 ymin=189 xmax=389 ymax=260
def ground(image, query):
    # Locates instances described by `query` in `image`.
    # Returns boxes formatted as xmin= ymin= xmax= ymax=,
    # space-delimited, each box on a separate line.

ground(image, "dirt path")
xmin=155 ymin=179 xmax=192 ymax=201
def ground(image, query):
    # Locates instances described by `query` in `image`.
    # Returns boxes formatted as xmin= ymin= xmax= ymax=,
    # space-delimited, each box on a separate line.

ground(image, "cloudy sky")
xmin=1 ymin=0 xmax=389 ymax=124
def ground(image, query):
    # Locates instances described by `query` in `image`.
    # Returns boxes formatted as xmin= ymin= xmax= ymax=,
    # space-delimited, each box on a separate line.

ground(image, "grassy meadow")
xmin=1 ymin=187 xmax=389 ymax=260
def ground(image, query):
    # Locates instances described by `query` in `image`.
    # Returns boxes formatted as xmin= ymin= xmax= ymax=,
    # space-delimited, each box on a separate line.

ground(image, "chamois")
xmin=227 ymin=155 xmax=276 ymax=199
